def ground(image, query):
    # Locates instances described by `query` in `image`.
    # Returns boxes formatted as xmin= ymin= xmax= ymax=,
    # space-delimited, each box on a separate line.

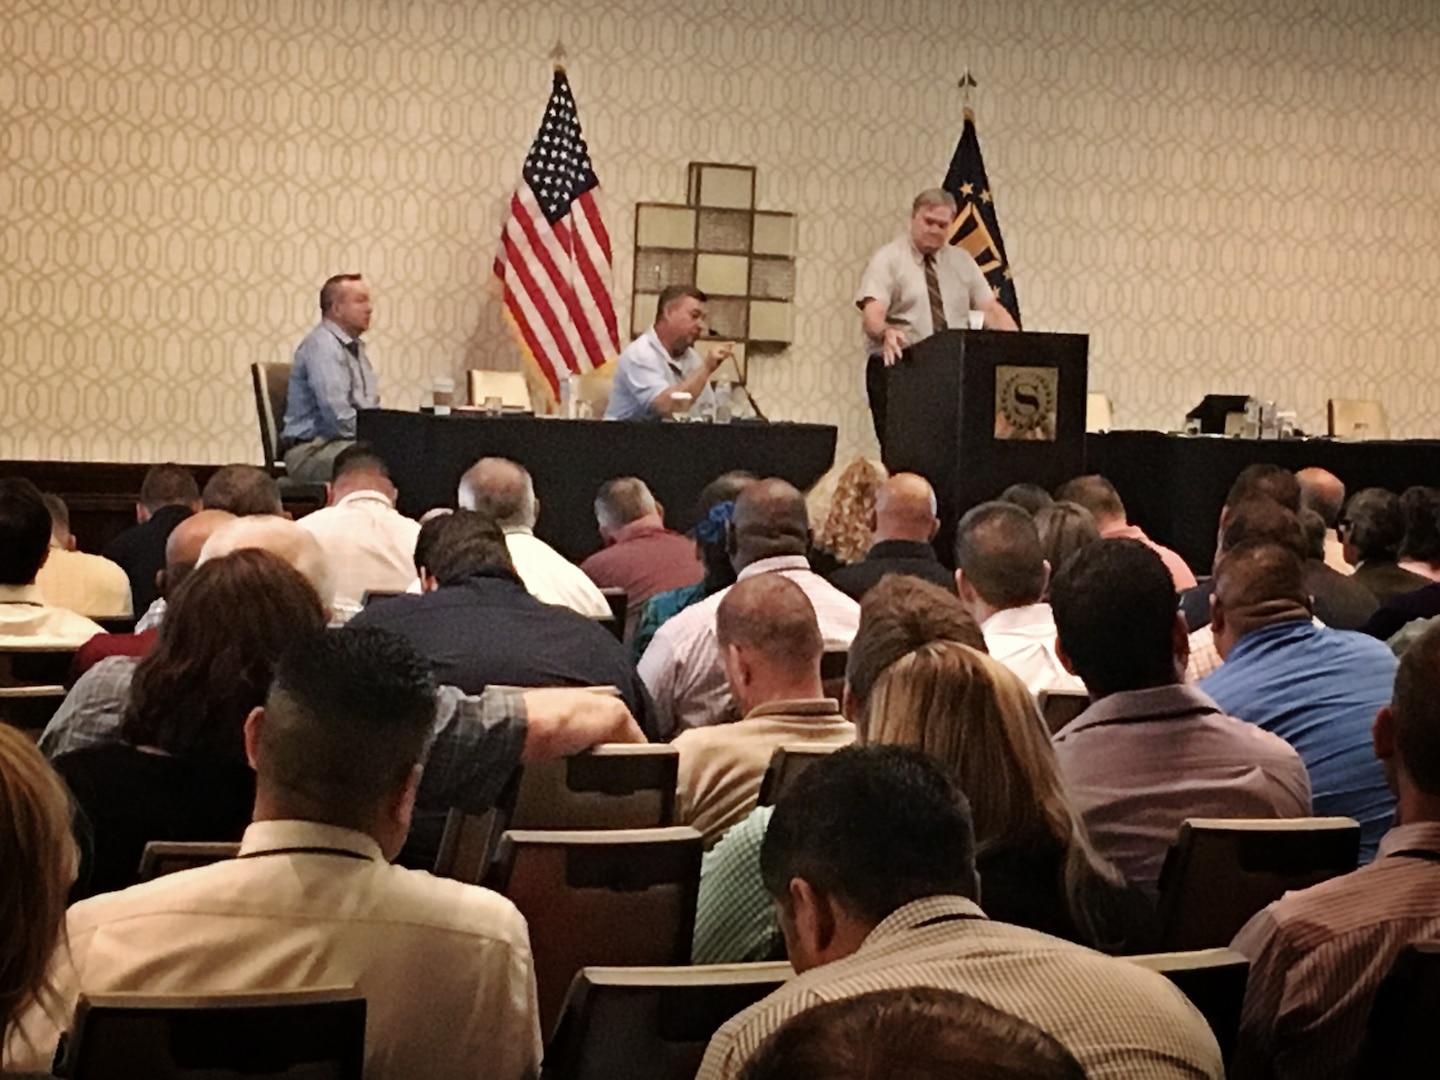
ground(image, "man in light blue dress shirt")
xmin=282 ymin=274 xmax=381 ymax=482
xmin=604 ymin=284 xmax=730 ymax=421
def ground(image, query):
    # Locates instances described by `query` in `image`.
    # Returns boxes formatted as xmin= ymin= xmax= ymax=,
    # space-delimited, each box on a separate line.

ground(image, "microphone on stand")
xmin=705 ymin=330 xmax=769 ymax=422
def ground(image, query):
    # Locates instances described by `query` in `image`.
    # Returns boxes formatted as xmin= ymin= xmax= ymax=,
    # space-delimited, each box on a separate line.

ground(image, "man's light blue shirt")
xmin=603 ymin=328 xmax=714 ymax=421
xmin=282 ymin=318 xmax=379 ymax=443
xmin=1199 ymin=619 xmax=1397 ymax=862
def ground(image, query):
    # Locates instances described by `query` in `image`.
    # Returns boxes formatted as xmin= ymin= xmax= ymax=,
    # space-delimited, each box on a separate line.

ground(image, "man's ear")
xmin=243 ymin=706 xmax=266 ymax=770
xmin=1209 ymin=591 xmax=1225 ymax=636
xmin=1373 ymin=705 xmax=1397 ymax=763
xmin=1171 ymin=610 xmax=1192 ymax=670
xmin=324 ymin=482 xmax=336 ymax=507
xmin=787 ymin=876 xmax=837 ymax=967
xmin=1054 ymin=634 xmax=1078 ymax=677
xmin=725 ymin=521 xmax=737 ymax=558
xmin=1037 ymin=558 xmax=1052 ymax=598
xmin=136 ymin=502 xmax=150 ymax=524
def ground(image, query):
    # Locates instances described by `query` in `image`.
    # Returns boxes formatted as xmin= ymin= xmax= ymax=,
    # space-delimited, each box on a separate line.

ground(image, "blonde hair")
xmin=814 ymin=459 xmax=887 ymax=564
xmin=0 ymin=727 xmax=76 ymax=1037
xmin=863 ymin=641 xmax=1124 ymax=947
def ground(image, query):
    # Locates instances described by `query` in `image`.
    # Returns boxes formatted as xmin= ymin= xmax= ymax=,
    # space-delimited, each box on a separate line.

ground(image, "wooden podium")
xmin=884 ymin=329 xmax=1089 ymax=560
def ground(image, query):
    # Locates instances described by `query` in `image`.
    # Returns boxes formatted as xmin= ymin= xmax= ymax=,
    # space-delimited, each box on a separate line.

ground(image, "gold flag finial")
xmin=549 ymin=39 xmax=567 ymax=70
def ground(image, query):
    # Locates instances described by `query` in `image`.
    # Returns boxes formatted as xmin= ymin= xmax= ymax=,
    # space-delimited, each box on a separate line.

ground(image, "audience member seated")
xmin=1230 ymin=620 xmax=1440 ymax=1080
xmin=1359 ymin=576 xmax=1440 ymax=644
xmin=34 ymin=494 xmax=132 ymax=618
xmin=737 ymin=986 xmax=1087 ymax=1080
xmin=695 ymin=747 xmax=1224 ymax=1080
xmin=8 ymin=628 xmax=543 ymax=1079
xmin=631 ymin=471 xmax=754 ymax=662
xmin=1342 ymin=487 xmax=1430 ymax=604
xmin=673 ymin=575 xmax=854 ymax=847
xmin=52 ymin=550 xmax=328 ymax=899
xmin=1050 ymin=540 xmax=1311 ymax=896
xmin=351 ymin=510 xmax=658 ymax=737
xmin=1297 ymin=466 xmax=1354 ymax=577
xmin=1055 ymin=473 xmax=1197 ymax=590
xmin=579 ymin=476 xmax=703 ymax=639
xmin=0 ymin=726 xmax=76 ymax=1066
xmin=640 ymin=479 xmax=860 ymax=737
xmin=1201 ymin=541 xmax=1398 ymax=861
xmin=953 ymin=501 xmax=1085 ymax=696
xmin=199 ymin=514 xmax=334 ymax=608
xmin=200 ymin=463 xmax=284 ymax=516
xmin=458 ymin=456 xmax=610 ymax=617
xmin=1294 ymin=507 xmax=1380 ymax=630
xmin=808 ymin=458 xmax=886 ymax=576
xmin=102 ymin=463 xmax=200 ymax=614
xmin=826 ymin=473 xmax=953 ymax=600
xmin=1034 ymin=500 xmax=1101 ymax=581
xmin=295 ymin=443 xmax=420 ymax=620
xmin=0 ymin=478 xmax=106 ymax=647
xmin=1396 ymin=485 xmax=1440 ymax=583
xmin=999 ymin=482 xmax=1054 ymax=517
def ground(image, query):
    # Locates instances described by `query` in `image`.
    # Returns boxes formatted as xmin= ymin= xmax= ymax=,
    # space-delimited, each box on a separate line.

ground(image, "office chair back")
xmin=756 ymin=745 xmax=842 ymax=807
xmin=137 ymin=841 xmax=241 ymax=883
xmin=1128 ymin=948 xmax=1249 ymax=1065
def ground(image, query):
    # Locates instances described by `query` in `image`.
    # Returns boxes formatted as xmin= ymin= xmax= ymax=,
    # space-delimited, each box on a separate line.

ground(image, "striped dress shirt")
xmin=697 ymin=895 xmax=1223 ymax=1080
xmin=1229 ymin=821 xmax=1440 ymax=1080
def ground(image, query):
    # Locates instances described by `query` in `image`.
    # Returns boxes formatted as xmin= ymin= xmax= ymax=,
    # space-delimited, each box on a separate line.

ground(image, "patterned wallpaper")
xmin=3 ymin=0 xmax=1439 ymax=468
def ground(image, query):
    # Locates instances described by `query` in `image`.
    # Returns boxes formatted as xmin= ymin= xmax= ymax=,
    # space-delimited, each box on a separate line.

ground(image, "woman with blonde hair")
xmin=865 ymin=641 xmax=1156 ymax=952
xmin=1 ymin=725 xmax=76 ymax=1051
xmin=811 ymin=458 xmax=887 ymax=572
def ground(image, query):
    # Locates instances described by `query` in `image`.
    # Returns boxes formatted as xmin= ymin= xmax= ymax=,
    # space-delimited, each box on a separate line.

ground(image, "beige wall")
xmin=3 ymin=0 xmax=1438 ymax=466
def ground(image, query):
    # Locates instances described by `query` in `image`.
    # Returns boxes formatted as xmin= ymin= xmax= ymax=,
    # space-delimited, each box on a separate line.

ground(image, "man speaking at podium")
xmin=856 ymin=189 xmax=1017 ymax=446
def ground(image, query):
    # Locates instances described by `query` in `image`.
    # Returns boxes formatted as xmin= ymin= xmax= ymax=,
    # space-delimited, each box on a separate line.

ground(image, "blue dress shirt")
xmin=604 ymin=328 xmax=714 ymax=421
xmin=282 ymin=319 xmax=379 ymax=443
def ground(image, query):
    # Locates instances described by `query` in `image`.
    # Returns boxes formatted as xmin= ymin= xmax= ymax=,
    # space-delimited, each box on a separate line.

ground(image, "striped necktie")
xmin=923 ymin=254 xmax=948 ymax=332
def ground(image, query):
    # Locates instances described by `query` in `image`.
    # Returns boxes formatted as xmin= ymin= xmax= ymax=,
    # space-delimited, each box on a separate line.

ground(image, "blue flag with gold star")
xmin=942 ymin=108 xmax=1021 ymax=327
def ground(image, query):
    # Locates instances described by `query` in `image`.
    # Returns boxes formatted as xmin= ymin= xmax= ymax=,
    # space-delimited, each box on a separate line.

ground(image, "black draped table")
xmin=1085 ymin=431 xmax=1440 ymax=574
xmin=357 ymin=409 xmax=838 ymax=562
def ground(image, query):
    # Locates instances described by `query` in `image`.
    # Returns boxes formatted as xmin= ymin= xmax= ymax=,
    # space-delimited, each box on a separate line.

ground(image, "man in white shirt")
xmin=0 ymin=478 xmax=107 ymax=647
xmin=457 ymin=456 xmax=610 ymax=618
xmin=297 ymin=444 xmax=420 ymax=618
xmin=9 ymin=626 xmax=541 ymax=1079
xmin=35 ymin=493 xmax=133 ymax=618
xmin=954 ymin=501 xmax=1084 ymax=696
xmin=640 ymin=478 xmax=860 ymax=737
xmin=604 ymin=285 xmax=732 ymax=421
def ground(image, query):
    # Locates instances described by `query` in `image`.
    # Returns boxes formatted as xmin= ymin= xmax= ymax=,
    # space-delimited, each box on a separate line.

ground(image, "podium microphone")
xmin=705 ymin=331 xmax=768 ymax=421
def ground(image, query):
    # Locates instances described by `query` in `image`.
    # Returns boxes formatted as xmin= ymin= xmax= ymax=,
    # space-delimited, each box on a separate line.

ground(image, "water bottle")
xmin=714 ymin=381 xmax=733 ymax=425
xmin=1241 ymin=397 xmax=1260 ymax=439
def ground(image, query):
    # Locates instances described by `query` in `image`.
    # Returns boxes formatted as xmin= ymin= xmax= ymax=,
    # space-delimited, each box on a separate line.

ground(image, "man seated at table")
xmin=605 ymin=284 xmax=731 ymax=421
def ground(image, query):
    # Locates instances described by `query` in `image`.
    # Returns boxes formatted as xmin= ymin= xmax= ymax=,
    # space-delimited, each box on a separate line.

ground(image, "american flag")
xmin=494 ymin=68 xmax=619 ymax=398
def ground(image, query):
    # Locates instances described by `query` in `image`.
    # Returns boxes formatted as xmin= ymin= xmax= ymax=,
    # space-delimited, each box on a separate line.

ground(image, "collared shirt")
xmin=1230 ymin=821 xmax=1440 ymax=1080
xmin=1100 ymin=521 xmax=1199 ymax=591
xmin=134 ymin=596 xmax=166 ymax=632
xmin=35 ymin=546 xmax=133 ymax=618
xmin=981 ymin=602 xmax=1086 ymax=697
xmin=297 ymin=488 xmax=421 ymax=613
xmin=826 ymin=538 xmax=956 ymax=600
xmin=1200 ymin=620 xmax=1398 ymax=862
xmin=502 ymin=527 xmax=611 ymax=618
xmin=638 ymin=556 xmax=861 ymax=738
xmin=604 ymin=328 xmax=716 ymax=421
xmin=697 ymin=895 xmax=1224 ymax=1080
xmin=281 ymin=318 xmax=380 ymax=443
xmin=1053 ymin=683 xmax=1312 ymax=896
xmin=0 ymin=582 xmax=107 ymax=647
xmin=673 ymin=698 xmax=854 ymax=848
xmin=693 ymin=805 xmax=777 ymax=964
xmin=579 ymin=519 xmax=704 ymax=639
xmin=855 ymin=236 xmax=992 ymax=351
xmin=6 ymin=820 xmax=540 ymax=1079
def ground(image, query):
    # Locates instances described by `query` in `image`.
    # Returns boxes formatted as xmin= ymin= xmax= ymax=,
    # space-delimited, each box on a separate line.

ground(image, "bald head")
xmin=716 ymin=574 xmax=825 ymax=711
xmin=198 ymin=515 xmax=332 ymax=607
xmin=457 ymin=457 xmax=536 ymax=529
xmin=166 ymin=509 xmax=237 ymax=569
xmin=874 ymin=474 xmax=940 ymax=543
xmin=1297 ymin=467 xmax=1346 ymax=527
xmin=730 ymin=479 xmax=810 ymax=570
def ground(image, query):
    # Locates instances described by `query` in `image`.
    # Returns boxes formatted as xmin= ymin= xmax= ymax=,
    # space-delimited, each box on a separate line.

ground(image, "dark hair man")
xmin=696 ymin=746 xmax=1223 ymax=1080
xmin=827 ymin=473 xmax=953 ymax=600
xmin=605 ymin=284 xmax=732 ymax=421
xmin=1054 ymin=474 xmax=1197 ymax=591
xmin=1342 ymin=487 xmax=1431 ymax=604
xmin=0 ymin=477 xmax=105 ymax=646
xmin=102 ymin=463 xmax=200 ymax=614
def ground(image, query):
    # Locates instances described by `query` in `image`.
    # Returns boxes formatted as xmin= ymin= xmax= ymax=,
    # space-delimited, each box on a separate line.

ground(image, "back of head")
xmin=1399 ymin=486 xmax=1440 ymax=565
xmin=329 ymin=442 xmax=394 ymax=493
xmin=1050 ymin=539 xmax=1180 ymax=696
xmin=1218 ymin=497 xmax=1308 ymax=560
xmin=693 ymin=471 xmax=755 ymax=584
xmin=594 ymin=477 xmax=657 ymax=533
xmin=732 ymin=478 xmax=810 ymax=567
xmin=1034 ymin=501 xmax=1101 ymax=577
xmin=165 ymin=509 xmax=237 ymax=571
xmin=873 ymin=473 xmax=939 ymax=543
xmin=412 ymin=509 xmax=453 ymax=575
xmin=202 ymin=465 xmax=283 ymax=516
xmin=759 ymin=745 xmax=977 ymax=925
xmin=257 ymin=627 xmax=437 ymax=832
xmin=1213 ymin=541 xmax=1311 ymax=617
xmin=198 ymin=515 xmax=332 ymax=607
xmin=457 ymin=457 xmax=536 ymax=529
xmin=1390 ymin=621 xmax=1440 ymax=797
xmin=846 ymin=575 xmax=985 ymax=713
xmin=1296 ymin=467 xmax=1345 ymax=527
xmin=1298 ymin=509 xmax=1329 ymax=562
xmin=1053 ymin=474 xmax=1125 ymax=523
xmin=1226 ymin=463 xmax=1301 ymax=514
xmin=124 ymin=549 xmax=327 ymax=760
xmin=954 ymin=501 xmax=1046 ymax=610
xmin=717 ymin=574 xmax=822 ymax=674
xmin=738 ymin=987 xmax=1087 ymax=1080
xmin=0 ymin=726 xmax=76 ymax=1033
xmin=814 ymin=460 xmax=886 ymax=563
xmin=999 ymin=482 xmax=1054 ymax=517
xmin=139 ymin=463 xmax=200 ymax=512
xmin=0 ymin=477 xmax=52 ymax=586
xmin=40 ymin=493 xmax=70 ymax=547
xmin=425 ymin=510 xmax=516 ymax=585
xmin=1343 ymin=487 xmax=1406 ymax=562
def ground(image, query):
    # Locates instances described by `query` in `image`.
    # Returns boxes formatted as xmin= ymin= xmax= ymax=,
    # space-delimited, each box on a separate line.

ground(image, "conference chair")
xmin=1328 ymin=398 xmax=1388 ymax=440
xmin=541 ymin=963 xmax=794 ymax=1080
xmin=486 ymin=826 xmax=703 ymax=1039
xmin=1353 ymin=941 xmax=1440 ymax=1078
xmin=598 ymin=588 xmax=627 ymax=641
xmin=1157 ymin=817 xmax=1361 ymax=950
xmin=56 ymin=988 xmax=365 ymax=1080
xmin=0 ymin=645 xmax=75 ymax=735
xmin=466 ymin=369 xmax=533 ymax=411
xmin=509 ymin=744 xmax=679 ymax=832
xmin=136 ymin=841 xmax=241 ymax=883
xmin=248 ymin=362 xmax=327 ymax=502
xmin=1127 ymin=948 xmax=1250 ymax=1065
xmin=1038 ymin=689 xmax=1090 ymax=735
xmin=756 ymin=745 xmax=841 ymax=807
